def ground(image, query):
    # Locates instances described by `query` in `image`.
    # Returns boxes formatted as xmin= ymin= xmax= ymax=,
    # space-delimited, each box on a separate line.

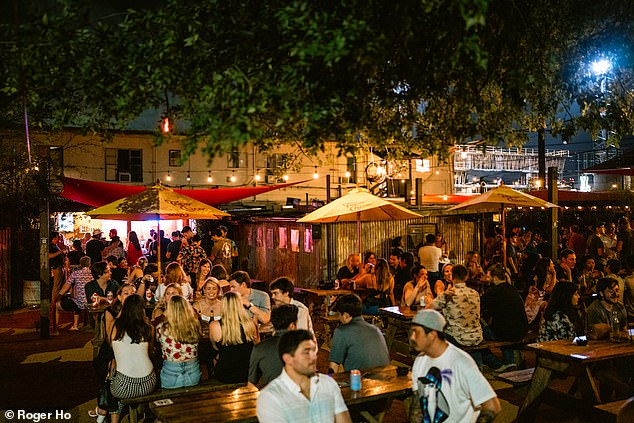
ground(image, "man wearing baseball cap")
xmin=409 ymin=309 xmax=500 ymax=423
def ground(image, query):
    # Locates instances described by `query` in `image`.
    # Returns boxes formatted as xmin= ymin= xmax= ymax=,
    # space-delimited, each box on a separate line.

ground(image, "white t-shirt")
xmin=257 ymin=369 xmax=348 ymax=423
xmin=412 ymin=343 xmax=496 ymax=423
xmin=291 ymin=298 xmax=314 ymax=334
xmin=418 ymin=245 xmax=443 ymax=272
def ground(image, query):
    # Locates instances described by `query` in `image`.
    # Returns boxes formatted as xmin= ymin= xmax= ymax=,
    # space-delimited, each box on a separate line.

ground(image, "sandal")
xmin=88 ymin=407 xmax=106 ymax=418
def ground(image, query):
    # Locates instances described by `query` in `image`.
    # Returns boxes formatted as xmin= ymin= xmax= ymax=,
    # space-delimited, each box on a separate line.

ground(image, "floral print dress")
xmin=537 ymin=311 xmax=576 ymax=342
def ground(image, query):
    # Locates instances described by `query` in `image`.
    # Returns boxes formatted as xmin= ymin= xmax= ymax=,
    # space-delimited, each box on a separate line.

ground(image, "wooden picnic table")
xmin=379 ymin=306 xmax=417 ymax=358
xmin=516 ymin=339 xmax=634 ymax=422
xmin=150 ymin=365 xmax=411 ymax=423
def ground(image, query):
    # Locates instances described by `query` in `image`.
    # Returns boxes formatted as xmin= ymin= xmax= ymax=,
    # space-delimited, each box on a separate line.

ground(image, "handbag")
xmin=97 ymin=364 xmax=115 ymax=410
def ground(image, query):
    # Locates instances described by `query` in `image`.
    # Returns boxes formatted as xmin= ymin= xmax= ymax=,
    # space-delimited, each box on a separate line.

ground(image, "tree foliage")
xmin=2 ymin=0 xmax=634 ymax=163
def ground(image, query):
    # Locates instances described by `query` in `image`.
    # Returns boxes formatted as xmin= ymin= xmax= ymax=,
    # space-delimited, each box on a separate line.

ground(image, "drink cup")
xmin=91 ymin=293 xmax=99 ymax=306
xmin=106 ymin=291 xmax=113 ymax=304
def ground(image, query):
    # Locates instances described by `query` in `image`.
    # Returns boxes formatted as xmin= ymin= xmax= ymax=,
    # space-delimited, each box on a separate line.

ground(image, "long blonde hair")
xmin=163 ymin=295 xmax=201 ymax=344
xmin=220 ymin=292 xmax=256 ymax=345
xmin=374 ymin=258 xmax=393 ymax=292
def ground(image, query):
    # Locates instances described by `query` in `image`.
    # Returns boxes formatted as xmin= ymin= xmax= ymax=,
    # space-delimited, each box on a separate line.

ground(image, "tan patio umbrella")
xmin=297 ymin=187 xmax=421 ymax=252
xmin=87 ymin=183 xmax=230 ymax=279
xmin=448 ymin=184 xmax=558 ymax=268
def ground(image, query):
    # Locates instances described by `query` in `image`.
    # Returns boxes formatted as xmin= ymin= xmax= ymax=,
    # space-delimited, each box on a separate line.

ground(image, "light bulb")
xmin=254 ymin=174 xmax=261 ymax=181
xmin=166 ymin=171 xmax=172 ymax=182
xmin=186 ymin=171 xmax=191 ymax=182
xmin=345 ymin=171 xmax=351 ymax=178
xmin=283 ymin=174 xmax=289 ymax=181
xmin=162 ymin=117 xmax=171 ymax=133
xmin=313 ymin=166 xmax=319 ymax=179
xmin=230 ymin=173 xmax=237 ymax=183
xmin=207 ymin=171 xmax=213 ymax=183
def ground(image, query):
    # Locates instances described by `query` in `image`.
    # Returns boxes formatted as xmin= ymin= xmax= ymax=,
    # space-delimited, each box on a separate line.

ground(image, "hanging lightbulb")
xmin=254 ymin=174 xmax=261 ymax=182
xmin=283 ymin=174 xmax=289 ymax=181
xmin=166 ymin=170 xmax=172 ymax=181
xmin=161 ymin=117 xmax=171 ymax=133
xmin=230 ymin=171 xmax=237 ymax=183
xmin=345 ymin=171 xmax=351 ymax=178
xmin=313 ymin=166 xmax=319 ymax=179
xmin=186 ymin=171 xmax=191 ymax=182
xmin=207 ymin=171 xmax=213 ymax=183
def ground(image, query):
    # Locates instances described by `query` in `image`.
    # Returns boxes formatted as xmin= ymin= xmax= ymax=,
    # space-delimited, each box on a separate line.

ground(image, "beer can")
xmin=350 ymin=369 xmax=361 ymax=391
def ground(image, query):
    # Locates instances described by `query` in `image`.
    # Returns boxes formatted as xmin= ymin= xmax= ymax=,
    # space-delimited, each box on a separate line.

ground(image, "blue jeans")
xmin=160 ymin=360 xmax=201 ymax=389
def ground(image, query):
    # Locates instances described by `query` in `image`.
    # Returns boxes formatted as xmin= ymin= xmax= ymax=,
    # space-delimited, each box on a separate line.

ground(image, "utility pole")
xmin=38 ymin=149 xmax=50 ymax=339
xmin=548 ymin=167 xmax=559 ymax=260
xmin=538 ymin=128 xmax=546 ymax=189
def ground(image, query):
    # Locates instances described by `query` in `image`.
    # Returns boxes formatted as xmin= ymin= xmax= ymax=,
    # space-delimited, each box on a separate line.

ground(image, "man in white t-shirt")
xmin=270 ymin=277 xmax=314 ymax=334
xmin=257 ymin=330 xmax=352 ymax=423
xmin=409 ymin=309 xmax=500 ymax=423
xmin=418 ymin=234 xmax=443 ymax=282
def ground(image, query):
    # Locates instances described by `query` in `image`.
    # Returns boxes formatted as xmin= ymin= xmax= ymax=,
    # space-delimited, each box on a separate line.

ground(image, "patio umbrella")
xmin=447 ymin=184 xmax=558 ymax=268
xmin=86 ymin=183 xmax=230 ymax=277
xmin=297 ymin=187 xmax=421 ymax=252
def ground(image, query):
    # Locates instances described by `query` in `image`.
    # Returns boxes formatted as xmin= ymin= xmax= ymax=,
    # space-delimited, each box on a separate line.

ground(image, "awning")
xmin=529 ymin=190 xmax=633 ymax=204
xmin=61 ymin=177 xmax=307 ymax=207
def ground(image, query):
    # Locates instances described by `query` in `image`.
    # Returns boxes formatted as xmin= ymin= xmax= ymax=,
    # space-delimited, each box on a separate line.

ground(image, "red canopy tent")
xmin=61 ymin=177 xmax=307 ymax=207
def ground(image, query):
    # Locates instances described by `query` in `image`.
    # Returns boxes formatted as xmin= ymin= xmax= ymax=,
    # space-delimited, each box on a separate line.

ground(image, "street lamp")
xmin=591 ymin=59 xmax=611 ymax=76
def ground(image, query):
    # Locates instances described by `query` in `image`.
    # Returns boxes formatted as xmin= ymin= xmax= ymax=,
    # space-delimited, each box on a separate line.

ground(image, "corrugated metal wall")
xmin=236 ymin=214 xmax=485 ymax=289
xmin=0 ymin=228 xmax=11 ymax=308
xmin=322 ymin=215 xmax=483 ymax=281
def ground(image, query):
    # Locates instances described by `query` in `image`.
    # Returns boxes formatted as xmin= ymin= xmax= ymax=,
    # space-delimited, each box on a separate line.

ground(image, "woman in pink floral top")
xmin=156 ymin=295 xmax=202 ymax=388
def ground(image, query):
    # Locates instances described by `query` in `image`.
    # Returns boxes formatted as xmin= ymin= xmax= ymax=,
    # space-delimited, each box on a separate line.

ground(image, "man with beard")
xmin=409 ymin=309 xmax=500 ymax=423
xmin=257 ymin=330 xmax=351 ymax=423
xmin=587 ymin=277 xmax=628 ymax=340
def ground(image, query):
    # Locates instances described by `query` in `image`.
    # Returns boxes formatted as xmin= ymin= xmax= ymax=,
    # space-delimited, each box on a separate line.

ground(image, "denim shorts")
xmin=160 ymin=360 xmax=201 ymax=389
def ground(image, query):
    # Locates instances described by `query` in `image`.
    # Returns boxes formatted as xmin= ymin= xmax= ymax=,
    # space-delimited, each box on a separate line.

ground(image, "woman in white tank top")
xmin=109 ymin=295 xmax=157 ymax=423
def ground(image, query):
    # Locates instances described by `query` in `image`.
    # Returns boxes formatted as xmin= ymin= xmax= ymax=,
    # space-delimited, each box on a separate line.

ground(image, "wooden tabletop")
xmin=150 ymin=365 xmax=411 ymax=423
xmin=379 ymin=306 xmax=417 ymax=320
xmin=298 ymin=288 xmax=356 ymax=296
xmin=527 ymin=339 xmax=634 ymax=364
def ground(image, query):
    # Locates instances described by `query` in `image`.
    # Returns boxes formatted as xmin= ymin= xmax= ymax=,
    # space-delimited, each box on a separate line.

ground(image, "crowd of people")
xmin=45 ymin=214 xmax=634 ymax=422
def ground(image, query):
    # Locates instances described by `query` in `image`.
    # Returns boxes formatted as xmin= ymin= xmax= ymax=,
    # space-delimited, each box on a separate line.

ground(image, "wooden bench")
xmin=593 ymin=399 xmax=629 ymax=422
xmin=120 ymin=381 xmax=245 ymax=423
xmin=495 ymin=367 xmax=535 ymax=388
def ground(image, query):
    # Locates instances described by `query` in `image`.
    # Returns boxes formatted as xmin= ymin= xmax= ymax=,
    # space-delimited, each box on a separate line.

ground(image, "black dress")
xmin=214 ymin=325 xmax=254 ymax=383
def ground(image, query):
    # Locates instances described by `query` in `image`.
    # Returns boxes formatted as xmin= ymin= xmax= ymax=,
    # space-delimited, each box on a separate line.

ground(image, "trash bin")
xmin=23 ymin=280 xmax=41 ymax=306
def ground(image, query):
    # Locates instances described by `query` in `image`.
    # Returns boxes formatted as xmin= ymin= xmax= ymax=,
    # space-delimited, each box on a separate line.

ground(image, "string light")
xmin=435 ymin=170 xmax=440 ymax=175
xmin=186 ymin=171 xmax=191 ymax=182
xmin=254 ymin=174 xmax=261 ymax=182
xmin=161 ymin=117 xmax=171 ymax=133
xmin=283 ymin=174 xmax=289 ymax=181
xmin=166 ymin=170 xmax=172 ymax=181
xmin=207 ymin=171 xmax=213 ymax=183
xmin=313 ymin=166 xmax=319 ymax=179
xmin=345 ymin=171 xmax=351 ymax=178
xmin=230 ymin=171 xmax=237 ymax=183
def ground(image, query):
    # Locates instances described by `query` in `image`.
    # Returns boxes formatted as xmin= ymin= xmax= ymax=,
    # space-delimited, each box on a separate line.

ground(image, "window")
xmin=227 ymin=148 xmax=246 ymax=168
xmin=105 ymin=148 xmax=143 ymax=182
xmin=169 ymin=150 xmax=181 ymax=167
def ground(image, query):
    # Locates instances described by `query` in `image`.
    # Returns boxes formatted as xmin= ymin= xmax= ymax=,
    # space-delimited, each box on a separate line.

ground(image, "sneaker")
xmin=494 ymin=363 xmax=517 ymax=373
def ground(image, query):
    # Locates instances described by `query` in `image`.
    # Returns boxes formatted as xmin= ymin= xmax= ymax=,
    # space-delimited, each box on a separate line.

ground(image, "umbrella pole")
xmin=357 ymin=212 xmax=361 ymax=254
xmin=157 ymin=220 xmax=162 ymax=283
xmin=501 ymin=206 xmax=507 ymax=274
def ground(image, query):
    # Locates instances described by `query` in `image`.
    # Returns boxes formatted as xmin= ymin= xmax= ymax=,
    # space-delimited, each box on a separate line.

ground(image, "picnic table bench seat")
xmin=461 ymin=335 xmax=537 ymax=353
xmin=121 ymin=380 xmax=245 ymax=423
xmin=495 ymin=367 xmax=535 ymax=387
xmin=593 ymin=399 xmax=628 ymax=422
